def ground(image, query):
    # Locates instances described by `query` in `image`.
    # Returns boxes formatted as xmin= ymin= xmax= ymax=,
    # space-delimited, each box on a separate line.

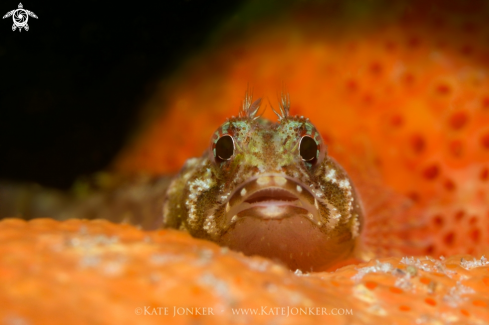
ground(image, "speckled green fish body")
xmin=163 ymin=92 xmax=364 ymax=272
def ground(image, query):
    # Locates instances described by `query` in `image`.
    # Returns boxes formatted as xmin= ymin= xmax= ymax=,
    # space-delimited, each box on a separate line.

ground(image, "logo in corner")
xmin=3 ymin=3 xmax=37 ymax=32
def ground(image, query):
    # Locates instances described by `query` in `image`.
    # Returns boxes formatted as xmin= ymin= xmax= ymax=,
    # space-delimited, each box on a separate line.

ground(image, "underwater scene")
xmin=1 ymin=0 xmax=489 ymax=324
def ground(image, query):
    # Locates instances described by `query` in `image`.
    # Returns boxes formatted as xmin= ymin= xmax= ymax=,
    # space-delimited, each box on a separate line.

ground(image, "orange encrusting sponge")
xmin=113 ymin=1 xmax=489 ymax=260
xmin=1 ymin=218 xmax=488 ymax=325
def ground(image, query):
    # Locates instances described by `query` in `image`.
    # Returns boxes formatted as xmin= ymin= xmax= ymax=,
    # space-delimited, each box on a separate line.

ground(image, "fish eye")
xmin=299 ymin=136 xmax=318 ymax=162
xmin=215 ymin=135 xmax=235 ymax=161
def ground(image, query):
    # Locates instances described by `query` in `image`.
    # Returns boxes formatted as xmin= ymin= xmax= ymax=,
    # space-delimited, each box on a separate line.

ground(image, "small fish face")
xmin=163 ymin=93 xmax=364 ymax=272
xmin=209 ymin=116 xmax=327 ymax=227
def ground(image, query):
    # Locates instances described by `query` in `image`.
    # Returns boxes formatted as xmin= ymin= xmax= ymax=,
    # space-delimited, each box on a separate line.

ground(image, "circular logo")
xmin=13 ymin=9 xmax=28 ymax=28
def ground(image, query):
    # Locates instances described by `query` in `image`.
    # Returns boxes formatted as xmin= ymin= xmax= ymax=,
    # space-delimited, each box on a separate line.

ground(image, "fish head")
xmin=163 ymin=94 xmax=364 ymax=271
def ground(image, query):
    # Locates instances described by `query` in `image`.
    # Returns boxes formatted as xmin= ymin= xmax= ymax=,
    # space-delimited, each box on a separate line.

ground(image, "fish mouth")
xmin=224 ymin=174 xmax=322 ymax=227
xmin=218 ymin=174 xmax=355 ymax=272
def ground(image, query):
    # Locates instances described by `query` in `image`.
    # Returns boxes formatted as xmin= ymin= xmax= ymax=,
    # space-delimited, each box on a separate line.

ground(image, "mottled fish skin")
xmin=162 ymin=91 xmax=364 ymax=271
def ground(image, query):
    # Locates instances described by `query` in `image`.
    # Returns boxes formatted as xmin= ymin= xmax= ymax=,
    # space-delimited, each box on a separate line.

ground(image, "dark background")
xmin=0 ymin=0 xmax=244 ymax=189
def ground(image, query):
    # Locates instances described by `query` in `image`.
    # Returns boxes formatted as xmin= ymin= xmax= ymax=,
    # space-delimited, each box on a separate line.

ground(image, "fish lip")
xmin=223 ymin=173 xmax=322 ymax=226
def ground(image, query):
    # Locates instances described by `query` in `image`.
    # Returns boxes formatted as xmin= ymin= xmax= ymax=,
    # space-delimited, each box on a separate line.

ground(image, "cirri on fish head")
xmin=162 ymin=91 xmax=364 ymax=272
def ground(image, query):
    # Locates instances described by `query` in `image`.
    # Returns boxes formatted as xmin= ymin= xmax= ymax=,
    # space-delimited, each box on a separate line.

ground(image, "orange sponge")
xmin=1 ymin=218 xmax=488 ymax=325
xmin=113 ymin=1 xmax=489 ymax=259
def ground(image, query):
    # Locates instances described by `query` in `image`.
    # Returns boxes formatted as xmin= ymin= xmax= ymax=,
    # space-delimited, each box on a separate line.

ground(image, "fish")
xmin=0 ymin=90 xmax=365 ymax=272
xmin=162 ymin=90 xmax=365 ymax=272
